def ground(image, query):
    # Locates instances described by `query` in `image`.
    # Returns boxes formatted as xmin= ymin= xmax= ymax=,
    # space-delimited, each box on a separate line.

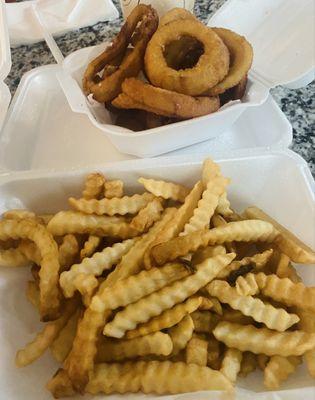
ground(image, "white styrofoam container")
xmin=0 ymin=64 xmax=292 ymax=172
xmin=0 ymin=150 xmax=314 ymax=400
xmin=57 ymin=0 xmax=314 ymax=157
xmin=0 ymin=0 xmax=12 ymax=132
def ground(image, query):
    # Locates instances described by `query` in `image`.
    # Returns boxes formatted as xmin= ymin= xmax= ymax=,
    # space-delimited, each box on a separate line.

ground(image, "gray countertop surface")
xmin=5 ymin=0 xmax=315 ymax=174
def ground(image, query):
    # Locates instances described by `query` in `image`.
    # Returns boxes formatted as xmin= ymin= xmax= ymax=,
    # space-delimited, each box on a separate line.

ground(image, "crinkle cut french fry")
xmin=125 ymin=297 xmax=205 ymax=339
xmin=186 ymin=336 xmax=208 ymax=366
xmin=211 ymin=214 xmax=236 ymax=252
xmin=51 ymin=310 xmax=80 ymax=363
xmin=151 ymin=220 xmax=278 ymax=265
xmin=243 ymin=206 xmax=315 ymax=264
xmin=168 ymin=315 xmax=194 ymax=355
xmin=239 ymin=352 xmax=256 ymax=377
xmin=72 ymin=273 xmax=99 ymax=302
xmin=201 ymin=158 xmax=221 ymax=187
xmin=220 ymin=348 xmax=242 ymax=382
xmin=0 ymin=219 xmax=61 ymax=321
xmin=129 ymin=197 xmax=164 ymax=232
xmin=235 ymin=273 xmax=260 ymax=296
xmin=207 ymin=280 xmax=299 ymax=331
xmin=80 ymin=235 xmax=101 ymax=260
xmin=216 ymin=192 xmax=233 ymax=216
xmin=221 ymin=308 xmax=255 ymax=325
xmin=16 ymin=298 xmax=77 ymax=367
xmin=298 ymin=309 xmax=315 ymax=378
xmin=3 ymin=209 xmax=37 ymax=220
xmin=143 ymin=181 xmax=203 ymax=269
xmin=191 ymin=311 xmax=219 ymax=333
xmin=191 ymin=245 xmax=226 ymax=265
xmin=138 ymin=177 xmax=190 ymax=202
xmin=252 ymin=272 xmax=315 ymax=312
xmin=86 ymin=361 xmax=233 ymax=395
xmin=58 ymin=234 xmax=79 ymax=270
xmin=0 ymin=248 xmax=29 ymax=267
xmin=47 ymin=211 xmax=137 ymax=238
xmin=82 ymin=172 xmax=105 ymax=200
xmin=46 ymin=369 xmax=75 ymax=399
xmin=69 ymin=192 xmax=155 ymax=216
xmin=97 ymin=332 xmax=173 ymax=362
xmin=104 ymin=179 xmax=124 ymax=199
xmin=180 ymin=176 xmax=229 ymax=236
xmin=18 ymin=240 xmax=42 ymax=265
xmin=264 ymin=355 xmax=301 ymax=389
xmin=276 ymin=253 xmax=301 ymax=283
xmin=213 ymin=321 xmax=315 ymax=356
xmin=103 ymin=253 xmax=235 ymax=338
xmin=60 ymin=238 xmax=136 ymax=298
xmin=91 ymin=262 xmax=189 ymax=314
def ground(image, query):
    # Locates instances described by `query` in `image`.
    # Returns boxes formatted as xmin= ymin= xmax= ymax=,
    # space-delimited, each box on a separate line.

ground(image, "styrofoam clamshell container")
xmin=0 ymin=150 xmax=314 ymax=400
xmin=59 ymin=0 xmax=314 ymax=157
xmin=0 ymin=0 xmax=12 ymax=132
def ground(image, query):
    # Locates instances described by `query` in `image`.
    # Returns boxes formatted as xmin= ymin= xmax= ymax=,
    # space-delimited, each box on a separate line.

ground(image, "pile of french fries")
xmin=0 ymin=159 xmax=314 ymax=398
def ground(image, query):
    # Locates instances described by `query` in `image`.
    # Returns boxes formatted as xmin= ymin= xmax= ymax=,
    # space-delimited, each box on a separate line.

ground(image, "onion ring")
xmin=112 ymin=78 xmax=220 ymax=119
xmin=204 ymin=28 xmax=253 ymax=96
xmin=159 ymin=7 xmax=196 ymax=26
xmin=82 ymin=4 xmax=158 ymax=102
xmin=220 ymin=74 xmax=248 ymax=105
xmin=144 ymin=19 xmax=230 ymax=96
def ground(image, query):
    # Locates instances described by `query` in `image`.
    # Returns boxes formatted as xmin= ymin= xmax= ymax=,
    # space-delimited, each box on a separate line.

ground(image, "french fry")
xmin=138 ymin=177 xmax=190 ymax=202
xmin=298 ymin=309 xmax=315 ymax=377
xmin=211 ymin=214 xmax=236 ymax=253
xmin=129 ymin=197 xmax=164 ymax=232
xmin=264 ymin=355 xmax=302 ymax=389
xmin=97 ymin=332 xmax=173 ymax=362
xmin=51 ymin=310 xmax=80 ymax=363
xmin=69 ymin=192 xmax=155 ymax=216
xmin=191 ymin=311 xmax=219 ymax=333
xmin=82 ymin=173 xmax=105 ymax=200
xmin=16 ymin=298 xmax=77 ymax=367
xmin=0 ymin=248 xmax=29 ymax=267
xmin=239 ymin=352 xmax=256 ymax=377
xmin=243 ymin=206 xmax=315 ymax=264
xmin=191 ymin=245 xmax=226 ymax=264
xmin=104 ymin=179 xmax=124 ymax=199
xmin=201 ymin=158 xmax=221 ymax=186
xmin=216 ymin=192 xmax=233 ymax=216
xmin=207 ymin=336 xmax=221 ymax=369
xmin=207 ymin=280 xmax=299 ymax=331
xmin=26 ymin=280 xmax=40 ymax=309
xmin=257 ymin=354 xmax=269 ymax=370
xmin=103 ymin=253 xmax=235 ymax=338
xmin=47 ymin=211 xmax=137 ymax=238
xmin=180 ymin=176 xmax=229 ymax=236
xmin=125 ymin=297 xmax=208 ymax=339
xmin=235 ymin=274 xmax=259 ymax=296
xmin=86 ymin=361 xmax=233 ymax=395
xmin=46 ymin=369 xmax=75 ymax=398
xmin=220 ymin=348 xmax=242 ymax=382
xmin=72 ymin=273 xmax=99 ymax=303
xmin=168 ymin=315 xmax=194 ymax=355
xmin=60 ymin=238 xmax=137 ymax=298
xmin=143 ymin=181 xmax=203 ymax=269
xmin=0 ymin=219 xmax=61 ymax=321
xmin=3 ymin=209 xmax=37 ymax=220
xmin=221 ymin=308 xmax=255 ymax=325
xmin=250 ymin=272 xmax=315 ymax=312
xmin=80 ymin=235 xmax=101 ymax=260
xmin=151 ymin=220 xmax=278 ymax=265
xmin=18 ymin=240 xmax=41 ymax=265
xmin=276 ymin=253 xmax=301 ymax=283
xmin=213 ymin=322 xmax=315 ymax=356
xmin=58 ymin=234 xmax=79 ymax=270
xmin=186 ymin=336 xmax=208 ymax=366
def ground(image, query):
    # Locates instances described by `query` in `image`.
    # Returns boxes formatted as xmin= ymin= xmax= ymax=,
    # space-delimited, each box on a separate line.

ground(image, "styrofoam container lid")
xmin=0 ymin=0 xmax=12 ymax=131
xmin=208 ymin=0 xmax=315 ymax=89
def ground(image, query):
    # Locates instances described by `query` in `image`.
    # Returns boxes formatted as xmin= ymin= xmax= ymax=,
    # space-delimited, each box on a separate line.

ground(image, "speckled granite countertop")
xmin=5 ymin=0 xmax=315 ymax=173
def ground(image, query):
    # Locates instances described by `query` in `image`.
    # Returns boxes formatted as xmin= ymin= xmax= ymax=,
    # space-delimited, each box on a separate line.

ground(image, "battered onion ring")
xmin=112 ymin=78 xmax=220 ymax=119
xmin=144 ymin=19 xmax=229 ymax=96
xmin=159 ymin=7 xmax=196 ymax=26
xmin=204 ymin=28 xmax=253 ymax=96
xmin=82 ymin=4 xmax=158 ymax=102
xmin=220 ymin=74 xmax=248 ymax=105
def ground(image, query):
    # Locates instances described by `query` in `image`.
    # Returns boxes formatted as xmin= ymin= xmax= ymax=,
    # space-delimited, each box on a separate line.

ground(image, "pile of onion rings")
xmin=82 ymin=6 xmax=253 ymax=131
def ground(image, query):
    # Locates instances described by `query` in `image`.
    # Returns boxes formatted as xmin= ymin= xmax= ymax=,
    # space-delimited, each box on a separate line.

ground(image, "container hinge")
xmin=249 ymin=70 xmax=273 ymax=90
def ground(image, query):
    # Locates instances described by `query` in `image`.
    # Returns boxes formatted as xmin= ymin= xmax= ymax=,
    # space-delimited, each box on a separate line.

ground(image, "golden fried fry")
xmin=82 ymin=173 xmax=105 ymax=200
xmin=50 ymin=310 xmax=80 ymax=363
xmin=168 ymin=315 xmax=194 ymax=355
xmin=143 ymin=181 xmax=203 ymax=269
xmin=276 ymin=253 xmax=301 ymax=283
xmin=18 ymin=240 xmax=41 ymax=265
xmin=125 ymin=297 xmax=207 ymax=339
xmin=213 ymin=322 xmax=315 ymax=356
xmin=221 ymin=308 xmax=254 ymax=325
xmin=264 ymin=355 xmax=301 ymax=389
xmin=243 ymin=206 xmax=315 ymax=263
xmin=151 ymin=220 xmax=278 ymax=265
xmin=58 ymin=234 xmax=79 ymax=270
xmin=60 ymin=238 xmax=136 ymax=297
xmin=191 ymin=311 xmax=219 ymax=333
xmin=46 ymin=369 xmax=75 ymax=398
xmin=129 ymin=197 xmax=164 ymax=232
xmin=201 ymin=158 xmax=221 ymax=187
xmin=72 ymin=273 xmax=98 ymax=304
xmin=104 ymin=179 xmax=124 ymax=199
xmin=97 ymin=332 xmax=173 ymax=362
xmin=180 ymin=176 xmax=229 ymax=235
xmin=138 ymin=177 xmax=190 ymax=202
xmin=47 ymin=211 xmax=137 ymax=238
xmin=191 ymin=245 xmax=226 ymax=264
xmin=207 ymin=280 xmax=299 ymax=331
xmin=0 ymin=248 xmax=29 ymax=267
xmin=3 ymin=209 xmax=37 ymax=220
xmin=0 ymin=219 xmax=61 ymax=321
xmin=69 ymin=192 xmax=155 ymax=216
xmin=80 ymin=235 xmax=101 ymax=260
xmin=235 ymin=273 xmax=259 ymax=296
xmin=298 ymin=309 xmax=315 ymax=378
xmin=186 ymin=336 xmax=208 ymax=366
xmin=220 ymin=348 xmax=242 ymax=382
xmin=239 ymin=352 xmax=256 ymax=377
xmin=103 ymin=253 xmax=235 ymax=338
xmin=86 ymin=361 xmax=233 ymax=394
xmin=211 ymin=214 xmax=236 ymax=252
xmin=216 ymin=193 xmax=233 ymax=216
